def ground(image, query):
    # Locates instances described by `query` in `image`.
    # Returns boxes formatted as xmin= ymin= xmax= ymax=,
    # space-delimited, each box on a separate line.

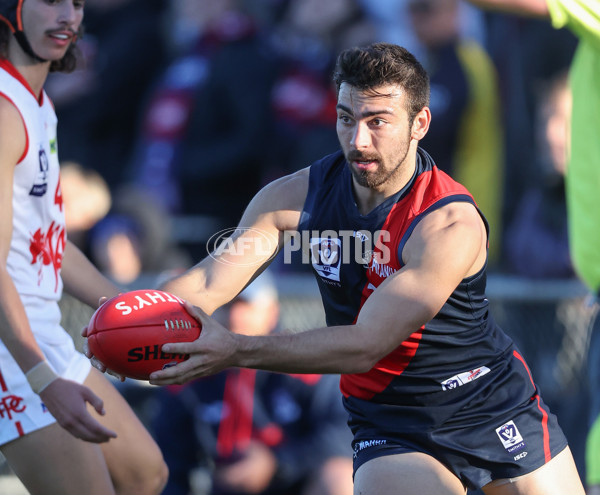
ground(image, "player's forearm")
xmin=232 ymin=324 xmax=383 ymax=375
xmin=161 ymin=264 xmax=228 ymax=316
xmin=467 ymin=0 xmax=549 ymax=17
xmin=61 ymin=241 xmax=121 ymax=309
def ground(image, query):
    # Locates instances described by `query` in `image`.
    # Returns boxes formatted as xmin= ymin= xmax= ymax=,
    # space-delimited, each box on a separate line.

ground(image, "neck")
xmin=352 ymin=142 xmax=419 ymax=215
xmin=8 ymin=42 xmax=50 ymax=97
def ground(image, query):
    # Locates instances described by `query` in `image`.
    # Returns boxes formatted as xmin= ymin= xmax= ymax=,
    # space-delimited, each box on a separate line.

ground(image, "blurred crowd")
xmin=52 ymin=1 xmax=582 ymax=494
xmin=52 ymin=0 xmax=579 ymax=287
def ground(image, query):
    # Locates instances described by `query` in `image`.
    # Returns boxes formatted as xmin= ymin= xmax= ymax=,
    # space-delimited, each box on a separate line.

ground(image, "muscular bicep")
xmin=0 ymin=97 xmax=26 ymax=262
xmin=356 ymin=202 xmax=487 ymax=355
xmin=161 ymin=168 xmax=310 ymax=313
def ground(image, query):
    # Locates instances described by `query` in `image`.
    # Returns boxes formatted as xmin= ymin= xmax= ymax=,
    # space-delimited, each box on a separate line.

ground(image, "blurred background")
xmin=0 ymin=0 xmax=591 ymax=494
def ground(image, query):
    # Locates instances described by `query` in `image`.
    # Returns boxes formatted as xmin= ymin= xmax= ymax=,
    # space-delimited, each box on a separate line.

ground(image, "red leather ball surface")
xmin=87 ymin=290 xmax=201 ymax=380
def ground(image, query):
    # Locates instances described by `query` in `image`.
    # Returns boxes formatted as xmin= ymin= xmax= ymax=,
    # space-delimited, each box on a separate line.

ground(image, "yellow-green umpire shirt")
xmin=547 ymin=0 xmax=600 ymax=295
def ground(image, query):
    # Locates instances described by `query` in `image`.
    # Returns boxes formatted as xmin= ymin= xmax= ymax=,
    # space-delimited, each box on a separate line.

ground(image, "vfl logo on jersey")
xmin=29 ymin=146 xmax=49 ymax=197
xmin=441 ymin=366 xmax=490 ymax=390
xmin=496 ymin=420 xmax=526 ymax=454
xmin=310 ymin=237 xmax=341 ymax=282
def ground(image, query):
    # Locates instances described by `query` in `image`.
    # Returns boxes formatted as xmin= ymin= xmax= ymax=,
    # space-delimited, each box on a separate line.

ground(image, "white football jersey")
xmin=0 ymin=60 xmax=65 ymax=325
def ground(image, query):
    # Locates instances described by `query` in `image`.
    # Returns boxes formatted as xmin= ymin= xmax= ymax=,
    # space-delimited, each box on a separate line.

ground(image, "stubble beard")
xmin=348 ymin=141 xmax=411 ymax=189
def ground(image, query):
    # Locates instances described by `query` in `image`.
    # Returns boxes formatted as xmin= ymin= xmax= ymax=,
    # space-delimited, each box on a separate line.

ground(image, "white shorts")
xmin=0 ymin=325 xmax=91 ymax=446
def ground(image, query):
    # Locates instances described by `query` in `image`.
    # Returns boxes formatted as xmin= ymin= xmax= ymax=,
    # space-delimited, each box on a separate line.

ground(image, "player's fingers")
xmin=81 ymin=325 xmax=89 ymax=337
xmin=149 ymin=358 xmax=196 ymax=385
xmin=80 ymin=389 xmax=118 ymax=440
xmin=183 ymin=300 xmax=210 ymax=322
xmin=90 ymin=356 xmax=107 ymax=373
xmin=106 ymin=368 xmax=126 ymax=382
xmin=74 ymin=416 xmax=118 ymax=443
xmin=82 ymin=386 xmax=106 ymax=416
xmin=161 ymin=341 xmax=196 ymax=355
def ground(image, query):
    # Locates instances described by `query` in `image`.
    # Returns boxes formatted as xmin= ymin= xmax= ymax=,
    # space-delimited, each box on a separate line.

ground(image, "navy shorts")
xmin=347 ymin=350 xmax=569 ymax=490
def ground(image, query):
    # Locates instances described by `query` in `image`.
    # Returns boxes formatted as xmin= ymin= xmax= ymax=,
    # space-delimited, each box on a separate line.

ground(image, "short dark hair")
xmin=0 ymin=22 xmax=82 ymax=73
xmin=333 ymin=42 xmax=430 ymax=122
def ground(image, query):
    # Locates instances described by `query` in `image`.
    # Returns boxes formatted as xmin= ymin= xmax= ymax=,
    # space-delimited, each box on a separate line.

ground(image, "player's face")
xmin=336 ymin=83 xmax=415 ymax=190
xmin=21 ymin=0 xmax=84 ymax=61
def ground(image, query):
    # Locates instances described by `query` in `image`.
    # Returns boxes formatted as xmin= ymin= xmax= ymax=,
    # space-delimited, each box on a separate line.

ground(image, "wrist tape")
xmin=26 ymin=361 xmax=58 ymax=394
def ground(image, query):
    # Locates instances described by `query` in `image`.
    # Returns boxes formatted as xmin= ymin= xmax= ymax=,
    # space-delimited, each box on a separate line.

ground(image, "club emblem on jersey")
xmin=29 ymin=146 xmax=49 ymax=197
xmin=310 ymin=237 xmax=341 ymax=282
xmin=29 ymin=221 xmax=65 ymax=292
xmin=495 ymin=420 xmax=526 ymax=453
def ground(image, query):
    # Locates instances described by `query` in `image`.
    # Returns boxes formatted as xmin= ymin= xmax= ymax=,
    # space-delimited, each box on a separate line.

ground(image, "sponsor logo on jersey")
xmin=440 ymin=366 xmax=490 ymax=390
xmin=29 ymin=146 xmax=49 ymax=197
xmin=368 ymin=257 xmax=397 ymax=279
xmin=496 ymin=420 xmax=526 ymax=453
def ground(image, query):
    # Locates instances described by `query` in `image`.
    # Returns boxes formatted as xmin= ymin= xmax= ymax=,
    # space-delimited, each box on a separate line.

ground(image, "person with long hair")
xmin=0 ymin=1 xmax=167 ymax=493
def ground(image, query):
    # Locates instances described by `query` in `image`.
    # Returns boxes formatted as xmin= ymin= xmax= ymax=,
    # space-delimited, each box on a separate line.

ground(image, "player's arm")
xmin=0 ymin=97 xmax=115 ymax=442
xmin=61 ymin=240 xmax=121 ymax=309
xmin=160 ymin=167 xmax=309 ymax=314
xmin=0 ymin=97 xmax=45 ymax=373
xmin=465 ymin=0 xmax=549 ymax=17
xmin=150 ymin=201 xmax=487 ymax=384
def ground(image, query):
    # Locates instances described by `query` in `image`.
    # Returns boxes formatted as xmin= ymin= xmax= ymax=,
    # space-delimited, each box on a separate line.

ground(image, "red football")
xmin=87 ymin=290 xmax=201 ymax=380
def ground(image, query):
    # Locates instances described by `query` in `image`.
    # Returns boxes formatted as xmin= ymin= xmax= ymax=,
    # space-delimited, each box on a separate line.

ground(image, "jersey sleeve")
xmin=547 ymin=0 xmax=600 ymax=49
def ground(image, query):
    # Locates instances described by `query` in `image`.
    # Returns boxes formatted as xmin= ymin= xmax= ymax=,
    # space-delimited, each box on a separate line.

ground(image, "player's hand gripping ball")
xmin=87 ymin=290 xmax=201 ymax=380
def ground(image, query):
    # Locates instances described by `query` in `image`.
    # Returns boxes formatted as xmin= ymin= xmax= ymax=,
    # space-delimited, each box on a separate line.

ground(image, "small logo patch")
xmin=441 ymin=366 xmax=490 ymax=390
xmin=496 ymin=420 xmax=526 ymax=453
xmin=353 ymin=439 xmax=387 ymax=459
xmin=311 ymin=237 xmax=342 ymax=282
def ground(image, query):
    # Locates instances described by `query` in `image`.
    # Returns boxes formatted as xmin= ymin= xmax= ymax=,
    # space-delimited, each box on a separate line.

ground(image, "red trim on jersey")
xmin=16 ymin=0 xmax=25 ymax=31
xmin=513 ymin=350 xmax=551 ymax=461
xmin=0 ymin=15 xmax=16 ymax=32
xmin=513 ymin=350 xmax=534 ymax=384
xmin=340 ymin=330 xmax=423 ymax=399
xmin=0 ymin=58 xmax=43 ymax=103
xmin=0 ymin=370 xmax=8 ymax=392
xmin=535 ymin=394 xmax=551 ymax=462
xmin=0 ymin=92 xmax=29 ymax=164
xmin=16 ymin=421 xmax=24 ymax=437
xmin=341 ymin=167 xmax=473 ymax=400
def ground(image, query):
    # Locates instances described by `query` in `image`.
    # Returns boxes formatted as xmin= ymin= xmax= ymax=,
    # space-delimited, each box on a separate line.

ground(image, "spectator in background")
xmin=473 ymin=8 xmax=577 ymax=253
xmin=152 ymin=272 xmax=354 ymax=495
xmin=407 ymin=0 xmax=504 ymax=265
xmin=44 ymin=0 xmax=168 ymax=189
xmin=504 ymin=70 xmax=574 ymax=279
xmin=59 ymin=161 xmax=112 ymax=256
xmin=265 ymin=0 xmax=376 ymax=180
xmin=89 ymin=186 xmax=191 ymax=287
xmin=127 ymin=0 xmax=278 ymax=241
xmin=0 ymin=1 xmax=167 ymax=492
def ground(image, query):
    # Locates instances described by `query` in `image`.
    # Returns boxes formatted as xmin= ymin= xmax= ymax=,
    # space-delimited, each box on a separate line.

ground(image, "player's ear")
xmin=411 ymin=107 xmax=431 ymax=141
